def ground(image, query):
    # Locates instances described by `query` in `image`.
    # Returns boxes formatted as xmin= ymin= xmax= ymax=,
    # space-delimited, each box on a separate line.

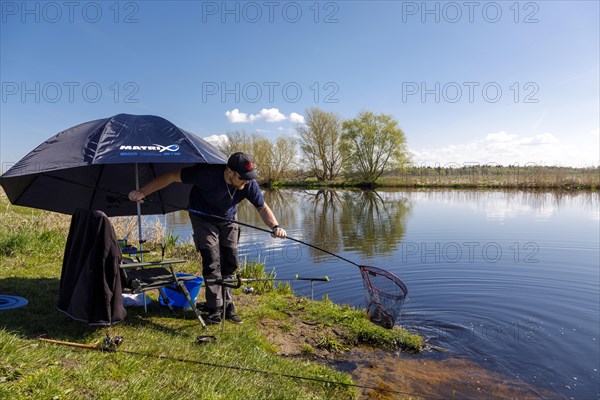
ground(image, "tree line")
xmin=216 ymin=108 xmax=599 ymax=189
xmin=216 ymin=108 xmax=409 ymax=185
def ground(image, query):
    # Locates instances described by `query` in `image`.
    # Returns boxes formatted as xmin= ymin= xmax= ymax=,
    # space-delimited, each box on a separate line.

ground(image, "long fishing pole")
xmin=36 ymin=337 xmax=447 ymax=400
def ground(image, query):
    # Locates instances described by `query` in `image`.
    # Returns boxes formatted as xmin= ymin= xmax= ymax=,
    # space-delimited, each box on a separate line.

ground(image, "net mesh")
xmin=360 ymin=266 xmax=408 ymax=329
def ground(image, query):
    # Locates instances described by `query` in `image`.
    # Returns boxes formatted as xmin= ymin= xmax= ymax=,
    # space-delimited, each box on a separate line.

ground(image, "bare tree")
xmin=220 ymin=130 xmax=253 ymax=156
xmin=268 ymin=136 xmax=297 ymax=182
xmin=223 ymin=131 xmax=297 ymax=184
xmin=296 ymin=108 xmax=344 ymax=181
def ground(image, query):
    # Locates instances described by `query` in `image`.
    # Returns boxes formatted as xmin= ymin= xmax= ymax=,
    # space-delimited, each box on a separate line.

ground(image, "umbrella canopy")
xmin=0 ymin=114 xmax=227 ymax=217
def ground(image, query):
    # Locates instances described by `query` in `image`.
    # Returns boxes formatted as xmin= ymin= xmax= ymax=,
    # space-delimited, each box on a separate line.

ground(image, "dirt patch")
xmin=258 ymin=315 xmax=346 ymax=359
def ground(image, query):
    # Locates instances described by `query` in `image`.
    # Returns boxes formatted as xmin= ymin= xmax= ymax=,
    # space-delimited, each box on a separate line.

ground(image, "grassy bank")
xmin=0 ymin=190 xmax=422 ymax=399
xmin=268 ymin=166 xmax=600 ymax=190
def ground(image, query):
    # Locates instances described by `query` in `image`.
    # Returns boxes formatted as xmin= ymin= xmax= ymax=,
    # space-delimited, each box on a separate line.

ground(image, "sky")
xmin=1 ymin=0 xmax=599 ymax=171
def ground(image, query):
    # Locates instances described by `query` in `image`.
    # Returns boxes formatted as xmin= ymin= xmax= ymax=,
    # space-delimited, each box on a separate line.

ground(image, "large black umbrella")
xmin=0 ymin=113 xmax=227 ymax=217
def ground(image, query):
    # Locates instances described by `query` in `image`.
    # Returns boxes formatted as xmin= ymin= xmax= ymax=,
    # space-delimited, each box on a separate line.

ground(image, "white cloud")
xmin=253 ymin=108 xmax=286 ymax=123
xmin=225 ymin=109 xmax=250 ymax=123
xmin=411 ymin=130 xmax=599 ymax=167
xmin=203 ymin=134 xmax=229 ymax=148
xmin=289 ymin=112 xmax=305 ymax=124
xmin=225 ymin=108 xmax=303 ymax=124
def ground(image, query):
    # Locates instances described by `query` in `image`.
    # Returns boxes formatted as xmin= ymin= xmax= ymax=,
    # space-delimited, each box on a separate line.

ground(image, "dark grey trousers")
xmin=190 ymin=214 xmax=239 ymax=310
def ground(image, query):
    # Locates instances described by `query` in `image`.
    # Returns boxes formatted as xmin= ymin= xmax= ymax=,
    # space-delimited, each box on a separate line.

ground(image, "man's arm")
xmin=257 ymin=203 xmax=287 ymax=238
xmin=128 ymin=169 xmax=182 ymax=203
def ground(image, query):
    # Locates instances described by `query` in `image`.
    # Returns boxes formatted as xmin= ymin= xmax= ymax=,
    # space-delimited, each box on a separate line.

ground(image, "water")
xmin=166 ymin=189 xmax=599 ymax=399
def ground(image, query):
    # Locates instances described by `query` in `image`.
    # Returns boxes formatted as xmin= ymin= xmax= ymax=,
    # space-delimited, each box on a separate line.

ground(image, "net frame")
xmin=359 ymin=265 xmax=408 ymax=329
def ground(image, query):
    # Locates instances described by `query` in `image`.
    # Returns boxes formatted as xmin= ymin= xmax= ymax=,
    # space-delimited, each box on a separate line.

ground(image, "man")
xmin=128 ymin=152 xmax=286 ymax=324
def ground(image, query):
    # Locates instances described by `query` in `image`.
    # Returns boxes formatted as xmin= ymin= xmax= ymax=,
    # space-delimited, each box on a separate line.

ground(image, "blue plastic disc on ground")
xmin=0 ymin=295 xmax=29 ymax=310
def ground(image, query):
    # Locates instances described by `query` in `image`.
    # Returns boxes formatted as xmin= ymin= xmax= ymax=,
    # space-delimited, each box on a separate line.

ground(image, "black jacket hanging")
xmin=58 ymin=208 xmax=126 ymax=326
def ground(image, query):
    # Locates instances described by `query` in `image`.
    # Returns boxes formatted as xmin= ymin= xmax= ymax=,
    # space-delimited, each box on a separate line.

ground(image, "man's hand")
xmin=128 ymin=190 xmax=145 ymax=204
xmin=271 ymin=226 xmax=286 ymax=239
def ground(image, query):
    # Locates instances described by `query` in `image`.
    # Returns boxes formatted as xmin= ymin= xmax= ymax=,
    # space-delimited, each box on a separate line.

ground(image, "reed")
xmin=379 ymin=166 xmax=599 ymax=189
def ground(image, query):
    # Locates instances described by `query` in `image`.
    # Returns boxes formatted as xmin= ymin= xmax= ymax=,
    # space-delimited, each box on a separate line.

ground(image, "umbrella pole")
xmin=162 ymin=214 xmax=167 ymax=260
xmin=135 ymin=163 xmax=144 ymax=262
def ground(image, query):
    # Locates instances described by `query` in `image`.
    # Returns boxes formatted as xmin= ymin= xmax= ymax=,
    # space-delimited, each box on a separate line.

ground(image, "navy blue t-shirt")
xmin=180 ymin=164 xmax=265 ymax=219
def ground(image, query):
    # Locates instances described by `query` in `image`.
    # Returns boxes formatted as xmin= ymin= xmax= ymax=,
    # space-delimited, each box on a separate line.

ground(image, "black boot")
xmin=225 ymin=304 xmax=243 ymax=324
xmin=206 ymin=308 xmax=222 ymax=324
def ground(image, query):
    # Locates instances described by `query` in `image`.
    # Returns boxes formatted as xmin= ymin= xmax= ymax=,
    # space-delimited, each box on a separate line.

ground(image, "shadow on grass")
xmin=0 ymin=277 xmax=205 ymax=341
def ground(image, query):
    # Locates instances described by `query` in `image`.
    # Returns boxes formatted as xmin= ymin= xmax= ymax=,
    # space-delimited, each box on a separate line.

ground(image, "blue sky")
xmin=1 ymin=0 xmax=598 ymax=169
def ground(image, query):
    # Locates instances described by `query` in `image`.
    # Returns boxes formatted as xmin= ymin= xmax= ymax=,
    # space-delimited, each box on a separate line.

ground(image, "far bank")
xmin=263 ymin=166 xmax=600 ymax=190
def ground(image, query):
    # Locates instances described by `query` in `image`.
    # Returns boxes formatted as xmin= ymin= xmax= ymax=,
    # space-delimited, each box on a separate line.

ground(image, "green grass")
xmin=238 ymin=259 xmax=293 ymax=295
xmin=0 ymin=327 xmax=354 ymax=399
xmin=0 ymin=191 xmax=356 ymax=399
xmin=0 ymin=189 xmax=421 ymax=399
xmin=316 ymin=335 xmax=350 ymax=353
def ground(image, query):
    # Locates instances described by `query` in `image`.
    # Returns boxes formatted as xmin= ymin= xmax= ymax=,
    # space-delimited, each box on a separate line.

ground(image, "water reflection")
xmin=302 ymin=190 xmax=344 ymax=261
xmin=166 ymin=189 xmax=598 ymax=244
xmin=338 ymin=190 xmax=411 ymax=257
xmin=397 ymin=189 xmax=599 ymax=222
xmin=234 ymin=189 xmax=412 ymax=262
xmin=244 ymin=189 xmax=414 ymax=261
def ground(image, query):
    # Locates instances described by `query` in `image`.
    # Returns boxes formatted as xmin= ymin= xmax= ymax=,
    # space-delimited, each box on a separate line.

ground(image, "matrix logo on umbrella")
xmin=119 ymin=144 xmax=181 ymax=156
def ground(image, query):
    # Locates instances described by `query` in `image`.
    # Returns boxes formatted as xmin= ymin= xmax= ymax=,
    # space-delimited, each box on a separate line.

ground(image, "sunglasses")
xmin=232 ymin=171 xmax=249 ymax=182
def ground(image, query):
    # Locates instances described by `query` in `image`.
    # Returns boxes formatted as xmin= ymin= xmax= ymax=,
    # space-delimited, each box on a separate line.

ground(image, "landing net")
xmin=360 ymin=266 xmax=408 ymax=329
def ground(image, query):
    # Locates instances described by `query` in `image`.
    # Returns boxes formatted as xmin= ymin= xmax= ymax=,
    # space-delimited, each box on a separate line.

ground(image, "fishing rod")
xmin=241 ymin=275 xmax=329 ymax=283
xmin=36 ymin=336 xmax=447 ymax=400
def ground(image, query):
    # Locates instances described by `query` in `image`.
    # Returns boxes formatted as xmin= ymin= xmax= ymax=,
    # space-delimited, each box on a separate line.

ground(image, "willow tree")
xmin=341 ymin=111 xmax=410 ymax=184
xmin=296 ymin=108 xmax=344 ymax=181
